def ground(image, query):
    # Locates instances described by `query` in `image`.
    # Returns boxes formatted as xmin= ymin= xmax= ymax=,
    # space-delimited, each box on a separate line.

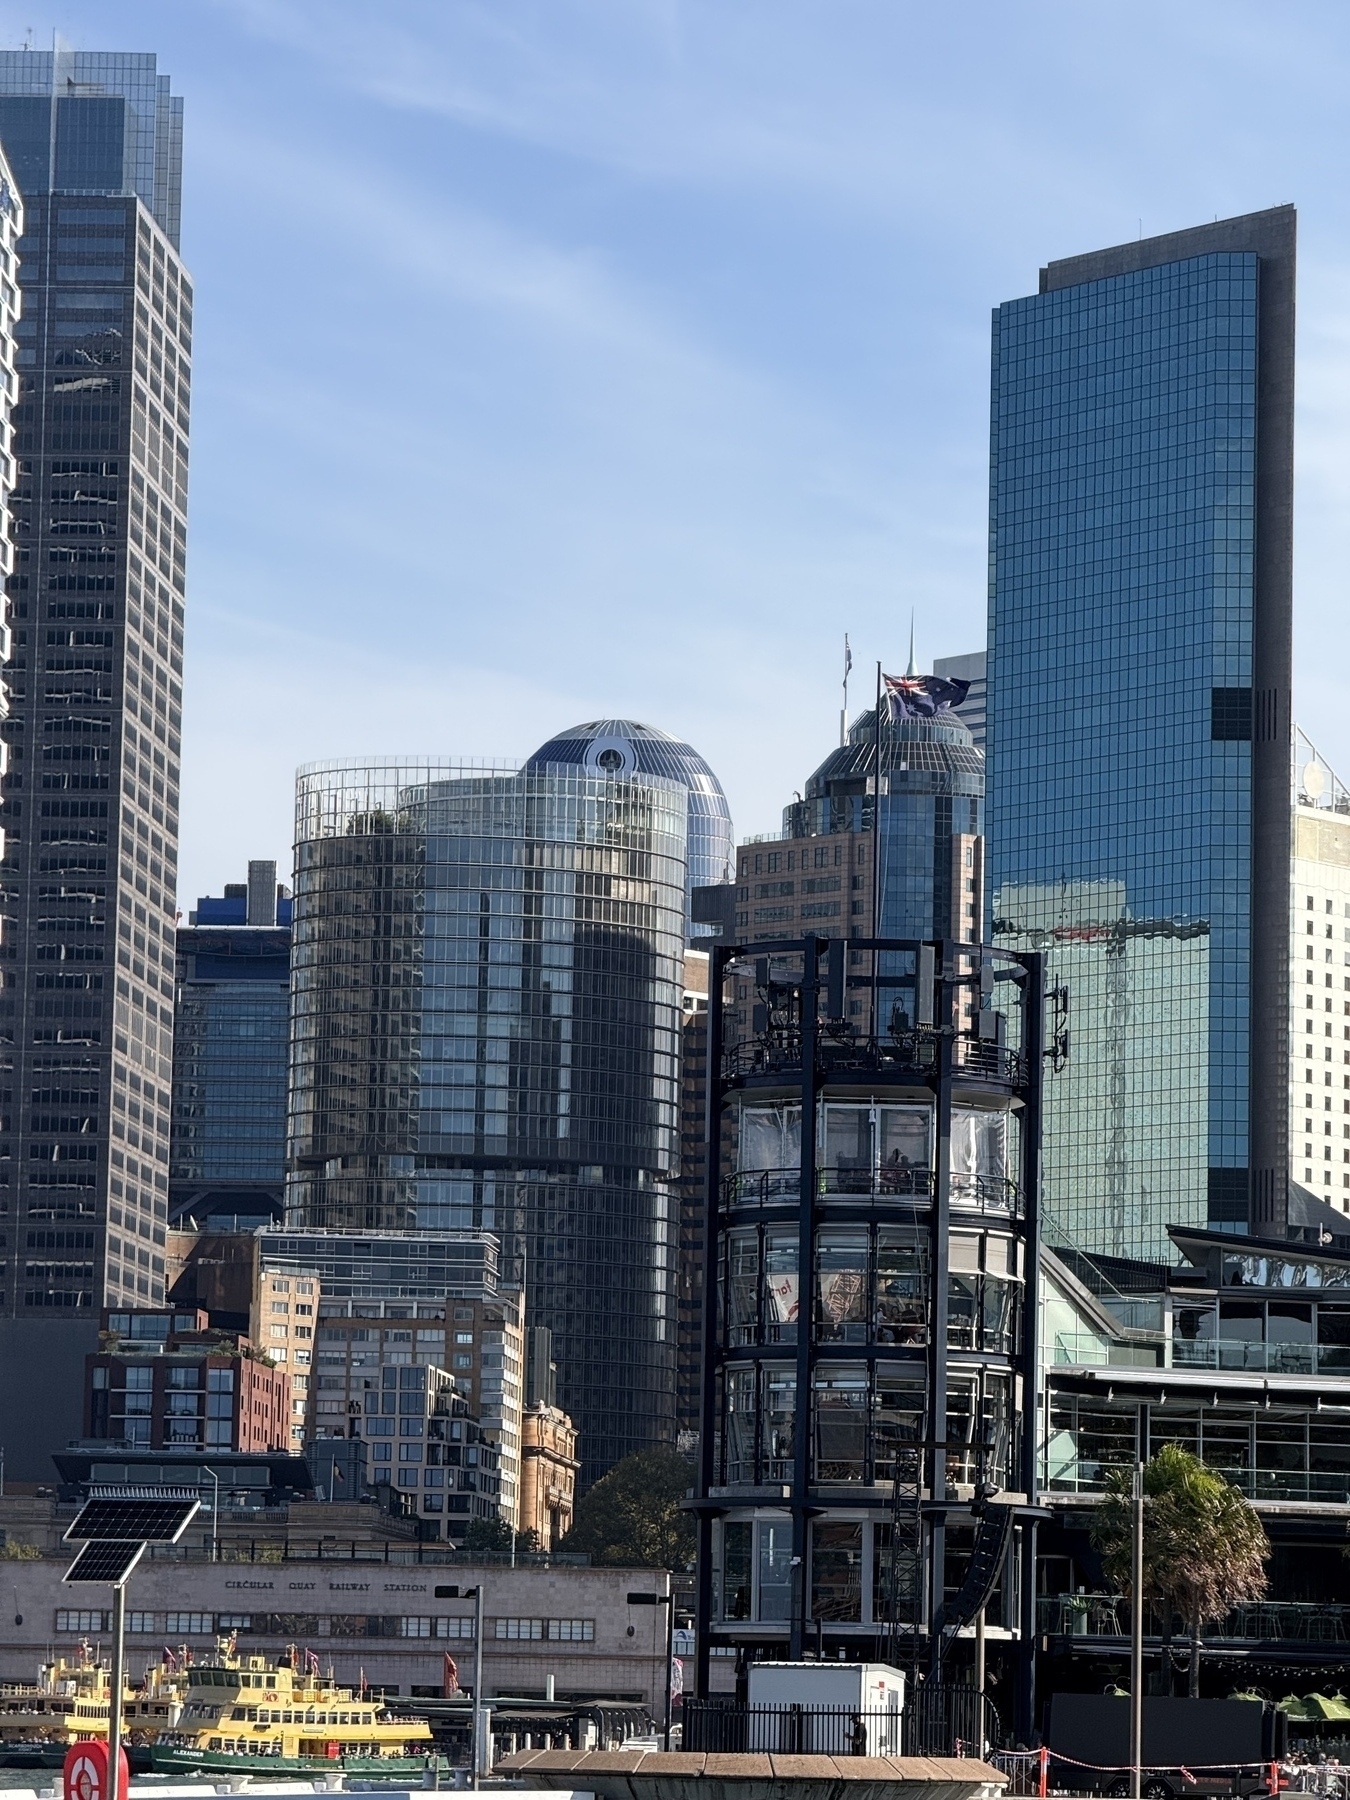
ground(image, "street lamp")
xmin=204 ymin=1468 xmax=220 ymax=1562
xmin=1130 ymin=1459 xmax=1145 ymax=1800
xmin=627 ymin=1591 xmax=675 ymax=1750
xmin=440 ymin=1585 xmax=486 ymax=1785
xmin=62 ymin=1491 xmax=201 ymax=1795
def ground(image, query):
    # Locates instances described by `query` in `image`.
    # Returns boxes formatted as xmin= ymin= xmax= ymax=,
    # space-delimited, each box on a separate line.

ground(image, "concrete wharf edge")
xmin=495 ymin=1748 xmax=1007 ymax=1800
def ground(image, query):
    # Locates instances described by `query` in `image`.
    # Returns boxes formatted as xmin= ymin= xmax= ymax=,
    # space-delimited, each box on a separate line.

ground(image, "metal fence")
xmin=683 ymin=1686 xmax=1001 ymax=1758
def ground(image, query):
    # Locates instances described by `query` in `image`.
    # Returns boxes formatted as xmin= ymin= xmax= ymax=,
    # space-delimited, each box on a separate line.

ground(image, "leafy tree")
xmin=560 ymin=1449 xmax=696 ymax=1570
xmin=461 ymin=1517 xmax=536 ymax=1557
xmin=1092 ymin=1444 xmax=1268 ymax=1696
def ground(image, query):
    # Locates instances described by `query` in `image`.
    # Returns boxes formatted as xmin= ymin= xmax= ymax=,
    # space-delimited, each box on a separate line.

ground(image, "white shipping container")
xmin=746 ymin=1662 xmax=906 ymax=1755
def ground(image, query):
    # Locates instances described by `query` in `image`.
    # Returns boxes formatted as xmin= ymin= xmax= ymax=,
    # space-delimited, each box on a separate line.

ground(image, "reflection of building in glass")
xmin=1290 ymin=730 xmax=1350 ymax=1216
xmin=170 ymin=862 xmax=292 ymax=1229
xmin=286 ymin=753 xmax=688 ymax=1482
xmin=692 ymin=932 xmax=1042 ymax=1724
xmin=525 ymin=718 xmax=732 ymax=940
xmin=989 ymin=210 xmax=1295 ymax=1249
xmin=994 ymin=882 xmax=1209 ymax=1264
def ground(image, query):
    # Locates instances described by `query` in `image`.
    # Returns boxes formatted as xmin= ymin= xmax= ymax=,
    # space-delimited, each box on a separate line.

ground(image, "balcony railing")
xmin=1038 ymin=1594 xmax=1350 ymax=1644
xmin=725 ymin=1027 xmax=1028 ymax=1090
xmin=726 ymin=1166 xmax=1021 ymax=1215
xmin=1046 ymin=1466 xmax=1350 ymax=1506
xmin=1174 ymin=1339 xmax=1350 ymax=1376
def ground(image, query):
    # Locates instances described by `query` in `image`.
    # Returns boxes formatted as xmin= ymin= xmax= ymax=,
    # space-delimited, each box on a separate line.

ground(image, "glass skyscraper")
xmin=0 ymin=49 xmax=190 ymax=1321
xmin=988 ymin=209 xmax=1294 ymax=1262
xmin=170 ymin=863 xmax=292 ymax=1231
xmin=525 ymin=718 xmax=733 ymax=939
xmin=286 ymin=739 xmax=697 ymax=1481
xmin=0 ymin=47 xmax=190 ymax=1481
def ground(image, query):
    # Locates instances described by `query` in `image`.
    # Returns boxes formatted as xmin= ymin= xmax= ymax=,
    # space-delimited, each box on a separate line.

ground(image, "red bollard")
xmin=1038 ymin=1746 xmax=1049 ymax=1799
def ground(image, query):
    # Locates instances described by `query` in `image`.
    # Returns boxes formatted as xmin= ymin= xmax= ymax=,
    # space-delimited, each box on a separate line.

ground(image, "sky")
xmin=2 ymin=0 xmax=1350 ymax=903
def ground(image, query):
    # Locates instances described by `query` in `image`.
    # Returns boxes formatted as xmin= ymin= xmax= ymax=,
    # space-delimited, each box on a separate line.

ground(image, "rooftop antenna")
xmin=840 ymin=633 xmax=852 ymax=746
xmin=905 ymin=611 xmax=917 ymax=677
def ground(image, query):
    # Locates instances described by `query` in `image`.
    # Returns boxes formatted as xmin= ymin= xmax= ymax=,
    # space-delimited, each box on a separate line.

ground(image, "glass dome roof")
xmin=526 ymin=719 xmax=734 ymax=935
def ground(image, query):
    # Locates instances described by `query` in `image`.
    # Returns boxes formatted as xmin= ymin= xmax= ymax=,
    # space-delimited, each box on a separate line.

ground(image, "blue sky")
xmin=5 ymin=0 xmax=1350 ymax=903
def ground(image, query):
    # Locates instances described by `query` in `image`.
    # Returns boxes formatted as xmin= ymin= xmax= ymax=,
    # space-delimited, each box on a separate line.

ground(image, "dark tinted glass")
xmin=54 ymin=96 xmax=125 ymax=193
xmin=0 ymin=95 xmax=53 ymax=194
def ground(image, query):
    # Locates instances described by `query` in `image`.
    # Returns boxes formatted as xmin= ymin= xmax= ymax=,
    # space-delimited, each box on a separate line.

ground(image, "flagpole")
xmin=870 ymin=661 xmax=883 ymax=1039
xmin=841 ymin=635 xmax=852 ymax=747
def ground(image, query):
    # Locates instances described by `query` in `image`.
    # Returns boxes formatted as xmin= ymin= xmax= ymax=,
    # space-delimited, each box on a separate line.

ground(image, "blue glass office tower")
xmin=170 ymin=862 xmax=292 ymax=1230
xmin=988 ymin=209 xmax=1294 ymax=1262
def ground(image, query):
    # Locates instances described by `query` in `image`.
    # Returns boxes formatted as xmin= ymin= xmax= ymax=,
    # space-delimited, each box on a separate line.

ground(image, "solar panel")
xmin=64 ymin=1541 xmax=145 ymax=1585
xmin=65 ymin=1496 xmax=200 ymax=1545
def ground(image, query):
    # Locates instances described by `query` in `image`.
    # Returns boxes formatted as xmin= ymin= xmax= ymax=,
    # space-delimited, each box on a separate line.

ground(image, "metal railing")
xmin=725 ymin=1028 xmax=1027 ymax=1091
xmin=725 ymin=1165 xmax=1021 ymax=1215
xmin=1038 ymin=1594 xmax=1350 ymax=1644
xmin=1173 ymin=1339 xmax=1350 ymax=1376
xmin=1045 ymin=1466 xmax=1350 ymax=1506
xmin=683 ymin=1687 xmax=1001 ymax=1757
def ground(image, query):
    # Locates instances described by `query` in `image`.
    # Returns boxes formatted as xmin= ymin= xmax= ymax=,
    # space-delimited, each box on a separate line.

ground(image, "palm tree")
xmin=1092 ymin=1443 xmax=1268 ymax=1697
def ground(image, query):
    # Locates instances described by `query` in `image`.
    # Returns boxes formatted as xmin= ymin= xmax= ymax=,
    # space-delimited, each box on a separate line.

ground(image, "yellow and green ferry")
xmin=146 ymin=1644 xmax=440 ymax=1778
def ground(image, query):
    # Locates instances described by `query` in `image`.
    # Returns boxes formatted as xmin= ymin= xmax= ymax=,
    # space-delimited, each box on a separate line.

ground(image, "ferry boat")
xmin=0 ymin=1643 xmax=180 ymax=1765
xmin=146 ymin=1645 xmax=439 ymax=1777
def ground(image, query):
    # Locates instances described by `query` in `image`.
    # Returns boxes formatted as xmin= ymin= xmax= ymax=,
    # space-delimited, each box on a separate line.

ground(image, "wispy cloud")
xmin=16 ymin=0 xmax=1350 ymax=899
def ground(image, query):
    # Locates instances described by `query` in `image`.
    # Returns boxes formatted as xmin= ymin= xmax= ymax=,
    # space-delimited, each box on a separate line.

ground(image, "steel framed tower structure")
xmin=691 ymin=932 xmax=1043 ymax=1735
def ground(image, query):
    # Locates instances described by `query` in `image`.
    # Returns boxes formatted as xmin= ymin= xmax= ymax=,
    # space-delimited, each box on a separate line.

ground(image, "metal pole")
xmin=108 ymin=1581 xmax=126 ymax=1797
xmin=790 ymin=937 xmax=823 ymax=1660
xmin=869 ymin=664 xmax=883 ymax=1035
xmin=694 ymin=941 xmax=728 ymax=1702
xmin=926 ymin=945 xmax=954 ymax=1673
xmin=208 ymin=1469 xmax=219 ymax=1562
xmin=472 ymin=1584 xmax=485 ymax=1788
xmin=1131 ymin=1460 xmax=1144 ymax=1800
xmin=663 ymin=1595 xmax=674 ymax=1751
xmin=975 ymin=1605 xmax=986 ymax=1697
xmin=1015 ymin=952 xmax=1045 ymax=1744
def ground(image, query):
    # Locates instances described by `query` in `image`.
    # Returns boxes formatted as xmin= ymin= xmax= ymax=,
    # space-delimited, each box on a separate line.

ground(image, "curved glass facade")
xmin=525 ymin=718 xmax=733 ymax=938
xmin=784 ymin=707 xmax=983 ymax=942
xmin=287 ymin=757 xmax=688 ymax=1480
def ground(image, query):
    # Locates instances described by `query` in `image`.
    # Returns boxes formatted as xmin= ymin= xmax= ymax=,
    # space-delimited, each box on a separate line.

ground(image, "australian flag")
xmin=883 ymin=672 xmax=971 ymax=720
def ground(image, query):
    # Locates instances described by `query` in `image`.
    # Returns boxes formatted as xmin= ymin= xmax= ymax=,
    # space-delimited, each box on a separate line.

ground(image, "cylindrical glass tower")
xmin=784 ymin=705 xmax=984 ymax=942
xmin=287 ymin=756 xmax=689 ymax=1480
xmin=691 ymin=933 xmax=1042 ymax=1719
xmin=525 ymin=718 xmax=733 ymax=939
